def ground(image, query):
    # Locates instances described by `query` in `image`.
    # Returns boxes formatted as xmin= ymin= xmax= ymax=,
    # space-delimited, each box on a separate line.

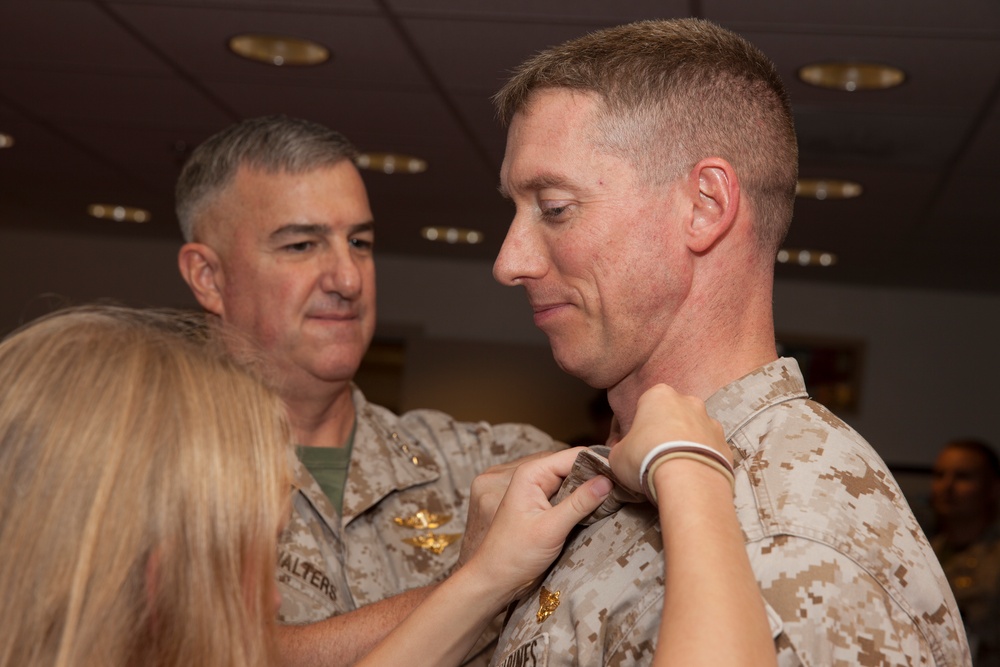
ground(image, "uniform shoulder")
xmin=748 ymin=395 xmax=893 ymax=496
xmin=387 ymin=406 xmax=555 ymax=462
xmin=741 ymin=397 xmax=949 ymax=614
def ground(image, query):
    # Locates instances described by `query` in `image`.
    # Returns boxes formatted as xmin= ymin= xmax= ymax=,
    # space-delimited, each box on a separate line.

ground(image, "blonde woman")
xmin=0 ymin=306 xmax=292 ymax=667
xmin=0 ymin=306 xmax=614 ymax=667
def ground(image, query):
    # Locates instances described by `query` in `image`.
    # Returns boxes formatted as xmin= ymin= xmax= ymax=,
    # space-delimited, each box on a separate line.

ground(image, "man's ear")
xmin=685 ymin=157 xmax=740 ymax=254
xmin=178 ymin=243 xmax=225 ymax=316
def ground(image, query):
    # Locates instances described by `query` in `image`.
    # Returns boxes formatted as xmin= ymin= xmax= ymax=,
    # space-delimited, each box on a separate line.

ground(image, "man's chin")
xmin=288 ymin=352 xmax=364 ymax=387
xmin=314 ymin=358 xmax=363 ymax=381
xmin=549 ymin=346 xmax=602 ymax=388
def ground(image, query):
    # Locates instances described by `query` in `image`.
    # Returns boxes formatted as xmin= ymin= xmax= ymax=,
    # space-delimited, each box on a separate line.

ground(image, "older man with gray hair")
xmin=176 ymin=115 xmax=557 ymax=666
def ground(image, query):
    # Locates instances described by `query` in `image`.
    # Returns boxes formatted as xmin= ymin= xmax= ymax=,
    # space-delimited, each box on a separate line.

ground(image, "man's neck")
xmin=605 ymin=218 xmax=781 ymax=438
xmin=283 ymin=381 xmax=356 ymax=448
xmin=608 ymin=296 xmax=778 ymax=436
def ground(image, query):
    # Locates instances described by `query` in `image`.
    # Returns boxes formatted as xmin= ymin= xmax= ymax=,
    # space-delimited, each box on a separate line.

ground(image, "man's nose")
xmin=493 ymin=218 xmax=545 ymax=286
xmin=320 ymin=244 xmax=362 ymax=298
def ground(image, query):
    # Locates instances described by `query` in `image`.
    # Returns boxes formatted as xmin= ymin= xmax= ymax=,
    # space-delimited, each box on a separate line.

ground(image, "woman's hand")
xmin=608 ymin=384 xmax=729 ymax=494
xmin=463 ymin=447 xmax=612 ymax=604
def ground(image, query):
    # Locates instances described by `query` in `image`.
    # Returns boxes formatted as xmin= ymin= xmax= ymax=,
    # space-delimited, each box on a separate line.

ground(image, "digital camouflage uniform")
xmin=491 ymin=358 xmax=971 ymax=667
xmin=932 ymin=522 xmax=1000 ymax=666
xmin=278 ymin=385 xmax=558 ymax=665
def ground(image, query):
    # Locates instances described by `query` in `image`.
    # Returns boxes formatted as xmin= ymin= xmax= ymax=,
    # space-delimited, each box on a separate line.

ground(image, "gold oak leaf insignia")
xmin=393 ymin=509 xmax=452 ymax=530
xmin=402 ymin=532 xmax=462 ymax=555
xmin=536 ymin=586 xmax=560 ymax=623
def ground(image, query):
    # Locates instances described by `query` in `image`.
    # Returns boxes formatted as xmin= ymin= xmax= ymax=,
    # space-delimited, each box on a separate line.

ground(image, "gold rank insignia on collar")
xmin=402 ymin=532 xmax=462 ymax=555
xmin=393 ymin=509 xmax=452 ymax=530
xmin=390 ymin=430 xmax=425 ymax=466
xmin=536 ymin=586 xmax=560 ymax=623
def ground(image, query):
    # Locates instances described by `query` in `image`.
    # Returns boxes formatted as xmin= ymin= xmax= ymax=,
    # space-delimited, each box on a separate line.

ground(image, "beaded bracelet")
xmin=638 ymin=440 xmax=735 ymax=504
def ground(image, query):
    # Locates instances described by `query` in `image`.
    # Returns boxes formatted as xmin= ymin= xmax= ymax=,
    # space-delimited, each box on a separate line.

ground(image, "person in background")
xmin=931 ymin=438 xmax=1000 ymax=666
xmin=487 ymin=17 xmax=969 ymax=665
xmin=175 ymin=116 xmax=559 ymax=666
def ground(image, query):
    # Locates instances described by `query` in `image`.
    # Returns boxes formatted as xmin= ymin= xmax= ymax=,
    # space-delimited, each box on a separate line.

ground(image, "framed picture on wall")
xmin=776 ymin=335 xmax=865 ymax=416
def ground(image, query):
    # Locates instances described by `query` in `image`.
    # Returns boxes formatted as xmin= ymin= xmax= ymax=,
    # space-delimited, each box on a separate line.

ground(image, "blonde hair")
xmin=494 ymin=18 xmax=799 ymax=255
xmin=0 ymin=306 xmax=291 ymax=667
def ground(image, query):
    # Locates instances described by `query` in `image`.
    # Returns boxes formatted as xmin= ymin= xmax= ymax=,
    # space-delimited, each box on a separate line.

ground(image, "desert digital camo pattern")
xmin=932 ymin=522 xmax=1000 ymax=666
xmin=277 ymin=385 xmax=557 ymax=665
xmin=492 ymin=358 xmax=971 ymax=667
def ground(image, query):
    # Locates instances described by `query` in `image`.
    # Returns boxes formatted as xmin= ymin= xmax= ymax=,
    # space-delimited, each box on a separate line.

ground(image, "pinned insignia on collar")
xmin=536 ymin=586 xmax=560 ymax=623
xmin=402 ymin=532 xmax=462 ymax=555
xmin=394 ymin=509 xmax=452 ymax=530
xmin=390 ymin=431 xmax=425 ymax=466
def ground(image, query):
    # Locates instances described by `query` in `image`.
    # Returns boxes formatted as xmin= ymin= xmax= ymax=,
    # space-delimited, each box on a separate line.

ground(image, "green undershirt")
xmin=295 ymin=421 xmax=356 ymax=516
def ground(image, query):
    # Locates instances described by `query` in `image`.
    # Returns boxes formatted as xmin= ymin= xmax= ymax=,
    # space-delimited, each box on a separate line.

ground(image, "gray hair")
xmin=175 ymin=115 xmax=358 ymax=242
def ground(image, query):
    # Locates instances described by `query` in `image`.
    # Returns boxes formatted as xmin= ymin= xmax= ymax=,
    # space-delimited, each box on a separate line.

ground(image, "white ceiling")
xmin=1 ymin=0 xmax=998 ymax=293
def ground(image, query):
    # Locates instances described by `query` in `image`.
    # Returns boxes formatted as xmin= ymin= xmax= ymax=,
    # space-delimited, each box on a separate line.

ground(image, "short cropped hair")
xmin=0 ymin=305 xmax=291 ymax=667
xmin=944 ymin=438 xmax=1000 ymax=478
xmin=176 ymin=115 xmax=358 ymax=242
xmin=494 ymin=18 xmax=799 ymax=254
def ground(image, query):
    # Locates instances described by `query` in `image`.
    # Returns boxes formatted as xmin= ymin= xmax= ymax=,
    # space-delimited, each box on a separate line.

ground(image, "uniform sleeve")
xmin=750 ymin=535 xmax=969 ymax=667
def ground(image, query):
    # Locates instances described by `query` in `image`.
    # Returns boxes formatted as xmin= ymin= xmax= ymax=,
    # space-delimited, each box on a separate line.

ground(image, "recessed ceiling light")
xmin=776 ymin=248 xmax=837 ymax=267
xmin=798 ymin=62 xmax=906 ymax=92
xmin=228 ymin=34 xmax=330 ymax=67
xmin=796 ymin=179 xmax=864 ymax=200
xmin=0 ymin=133 xmax=14 ymax=148
xmin=421 ymin=226 xmax=483 ymax=245
xmin=356 ymin=152 xmax=428 ymax=175
xmin=87 ymin=204 xmax=151 ymax=223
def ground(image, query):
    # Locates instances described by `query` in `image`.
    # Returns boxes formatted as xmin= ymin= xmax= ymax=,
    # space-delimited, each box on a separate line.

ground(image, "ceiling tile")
xmin=402 ymin=18 xmax=600 ymax=93
xmin=109 ymin=0 xmax=377 ymax=9
xmin=704 ymin=0 xmax=1000 ymax=35
xmin=388 ymin=0 xmax=689 ymax=23
xmin=2 ymin=69 xmax=233 ymax=127
xmin=743 ymin=32 xmax=1000 ymax=112
xmin=114 ymin=4 xmax=428 ymax=88
xmin=0 ymin=0 xmax=170 ymax=73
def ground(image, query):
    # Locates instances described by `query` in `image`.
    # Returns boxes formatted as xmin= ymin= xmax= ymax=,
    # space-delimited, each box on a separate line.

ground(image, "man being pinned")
xmin=488 ymin=18 xmax=970 ymax=666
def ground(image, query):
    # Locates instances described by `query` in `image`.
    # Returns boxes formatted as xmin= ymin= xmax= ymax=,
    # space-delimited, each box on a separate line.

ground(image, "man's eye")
xmin=351 ymin=237 xmax=374 ymax=250
xmin=541 ymin=204 xmax=569 ymax=219
xmin=283 ymin=241 xmax=314 ymax=253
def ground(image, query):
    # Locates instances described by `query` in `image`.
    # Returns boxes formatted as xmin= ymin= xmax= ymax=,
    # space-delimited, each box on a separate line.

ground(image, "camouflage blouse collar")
xmin=340 ymin=385 xmax=441 ymax=524
xmin=551 ymin=445 xmax=647 ymax=525
xmin=705 ymin=357 xmax=809 ymax=449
